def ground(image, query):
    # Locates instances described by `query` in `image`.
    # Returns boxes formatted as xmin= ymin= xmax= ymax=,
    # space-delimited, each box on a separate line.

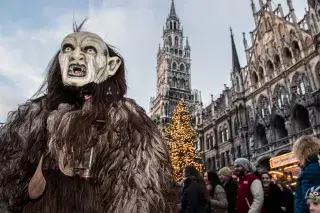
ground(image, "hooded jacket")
xmin=293 ymin=136 xmax=320 ymax=213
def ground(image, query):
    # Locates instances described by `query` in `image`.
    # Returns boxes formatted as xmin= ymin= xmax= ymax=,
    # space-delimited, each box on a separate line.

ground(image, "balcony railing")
xmin=292 ymin=127 xmax=313 ymax=140
xmin=255 ymin=137 xmax=291 ymax=156
xmin=253 ymin=127 xmax=314 ymax=157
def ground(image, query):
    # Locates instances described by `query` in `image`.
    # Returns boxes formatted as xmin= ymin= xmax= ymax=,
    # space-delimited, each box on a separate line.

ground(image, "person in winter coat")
xmin=233 ymin=158 xmax=264 ymax=213
xmin=218 ymin=167 xmax=237 ymax=213
xmin=292 ymin=135 xmax=320 ymax=213
xmin=204 ymin=170 xmax=228 ymax=213
xmin=260 ymin=172 xmax=283 ymax=213
xmin=180 ymin=165 xmax=208 ymax=213
xmin=305 ymin=185 xmax=320 ymax=213
xmin=277 ymin=183 xmax=294 ymax=213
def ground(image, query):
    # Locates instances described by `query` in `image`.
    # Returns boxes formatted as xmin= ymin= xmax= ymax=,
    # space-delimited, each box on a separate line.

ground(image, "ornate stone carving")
xmin=285 ymin=120 xmax=292 ymax=135
xmin=265 ymin=127 xmax=271 ymax=144
xmin=308 ymin=106 xmax=318 ymax=127
xmin=249 ymin=136 xmax=255 ymax=148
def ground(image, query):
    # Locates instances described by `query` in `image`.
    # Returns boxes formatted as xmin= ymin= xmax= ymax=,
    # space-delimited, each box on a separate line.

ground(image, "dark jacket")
xmin=263 ymin=183 xmax=283 ymax=213
xmin=223 ymin=178 xmax=237 ymax=213
xmin=294 ymin=155 xmax=320 ymax=213
xmin=180 ymin=177 xmax=207 ymax=213
xmin=279 ymin=189 xmax=294 ymax=213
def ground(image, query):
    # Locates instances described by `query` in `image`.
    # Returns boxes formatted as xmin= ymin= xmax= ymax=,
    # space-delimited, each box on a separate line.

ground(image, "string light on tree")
xmin=164 ymin=99 xmax=204 ymax=182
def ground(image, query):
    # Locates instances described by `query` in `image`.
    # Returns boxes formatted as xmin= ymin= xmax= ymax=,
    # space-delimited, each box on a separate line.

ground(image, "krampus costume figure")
xmin=0 ymin=23 xmax=175 ymax=213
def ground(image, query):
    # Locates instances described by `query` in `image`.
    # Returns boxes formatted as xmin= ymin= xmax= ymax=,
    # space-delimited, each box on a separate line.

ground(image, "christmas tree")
xmin=164 ymin=99 xmax=204 ymax=182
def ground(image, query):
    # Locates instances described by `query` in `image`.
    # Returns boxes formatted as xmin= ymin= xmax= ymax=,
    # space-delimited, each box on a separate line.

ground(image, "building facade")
xmin=149 ymin=0 xmax=201 ymax=131
xmin=193 ymin=0 xmax=320 ymax=172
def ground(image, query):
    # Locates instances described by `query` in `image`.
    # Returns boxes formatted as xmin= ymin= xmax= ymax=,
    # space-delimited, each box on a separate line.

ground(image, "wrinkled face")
xmin=234 ymin=164 xmax=245 ymax=177
xmin=59 ymin=31 xmax=121 ymax=87
xmin=308 ymin=200 xmax=320 ymax=213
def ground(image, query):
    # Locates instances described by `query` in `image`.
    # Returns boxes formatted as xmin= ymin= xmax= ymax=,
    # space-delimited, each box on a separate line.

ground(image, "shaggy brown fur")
xmin=293 ymin=135 xmax=320 ymax=164
xmin=0 ymin=27 xmax=176 ymax=212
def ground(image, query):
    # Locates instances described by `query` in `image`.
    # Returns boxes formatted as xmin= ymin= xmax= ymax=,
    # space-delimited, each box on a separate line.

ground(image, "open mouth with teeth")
xmin=67 ymin=64 xmax=87 ymax=77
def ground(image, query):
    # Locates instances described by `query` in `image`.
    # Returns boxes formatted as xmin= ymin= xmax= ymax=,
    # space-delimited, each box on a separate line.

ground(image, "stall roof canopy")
xmin=270 ymin=152 xmax=298 ymax=169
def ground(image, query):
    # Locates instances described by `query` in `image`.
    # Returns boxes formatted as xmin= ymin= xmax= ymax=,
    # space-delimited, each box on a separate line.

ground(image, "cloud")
xmin=0 ymin=0 xmax=309 ymax=121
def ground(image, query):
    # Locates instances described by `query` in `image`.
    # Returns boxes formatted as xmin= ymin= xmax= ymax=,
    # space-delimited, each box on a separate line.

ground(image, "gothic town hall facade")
xmin=193 ymin=0 xmax=320 ymax=172
xmin=149 ymin=0 xmax=320 ymax=172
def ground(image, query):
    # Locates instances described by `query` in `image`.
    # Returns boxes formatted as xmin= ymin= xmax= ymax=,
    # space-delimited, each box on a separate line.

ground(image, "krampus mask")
xmin=0 ymin=21 xmax=176 ymax=213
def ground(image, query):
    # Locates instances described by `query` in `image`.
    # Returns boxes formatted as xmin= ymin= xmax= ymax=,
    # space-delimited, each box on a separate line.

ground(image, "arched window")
xmin=174 ymin=22 xmax=177 ymax=30
xmin=296 ymin=74 xmax=307 ymax=95
xmin=168 ymin=36 xmax=172 ymax=46
xmin=219 ymin=127 xmax=223 ymax=143
xmin=292 ymin=41 xmax=300 ymax=58
xmin=164 ymin=102 xmax=169 ymax=116
xmin=258 ymin=95 xmax=271 ymax=119
xmin=174 ymin=36 xmax=178 ymax=46
xmin=210 ymin=133 xmax=214 ymax=148
xmin=179 ymin=63 xmax=185 ymax=71
xmin=180 ymin=79 xmax=185 ymax=89
xmin=225 ymin=125 xmax=229 ymax=142
xmin=283 ymin=47 xmax=292 ymax=62
xmin=274 ymin=85 xmax=289 ymax=109
xmin=290 ymin=29 xmax=296 ymax=38
xmin=172 ymin=61 xmax=177 ymax=70
xmin=258 ymin=67 xmax=264 ymax=80
xmin=266 ymin=60 xmax=274 ymax=74
xmin=170 ymin=22 xmax=173 ymax=30
xmin=252 ymin=71 xmax=258 ymax=85
xmin=174 ymin=49 xmax=178 ymax=54
xmin=233 ymin=118 xmax=239 ymax=136
xmin=222 ymin=124 xmax=229 ymax=142
xmin=172 ymin=77 xmax=177 ymax=87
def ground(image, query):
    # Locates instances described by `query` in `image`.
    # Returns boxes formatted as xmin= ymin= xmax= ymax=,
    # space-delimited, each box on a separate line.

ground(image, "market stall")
xmin=269 ymin=152 xmax=300 ymax=190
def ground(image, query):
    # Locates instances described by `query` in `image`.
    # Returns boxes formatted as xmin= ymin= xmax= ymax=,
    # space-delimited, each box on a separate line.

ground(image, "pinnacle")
xmin=230 ymin=27 xmax=241 ymax=71
xmin=169 ymin=0 xmax=178 ymax=19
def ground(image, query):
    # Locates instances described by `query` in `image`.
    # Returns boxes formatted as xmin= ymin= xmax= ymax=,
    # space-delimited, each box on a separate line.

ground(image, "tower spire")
xmin=230 ymin=28 xmax=241 ymax=71
xmin=169 ymin=0 xmax=177 ymax=19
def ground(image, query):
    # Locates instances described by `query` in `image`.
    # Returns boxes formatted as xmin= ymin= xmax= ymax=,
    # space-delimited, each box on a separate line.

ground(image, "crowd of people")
xmin=177 ymin=135 xmax=320 ymax=213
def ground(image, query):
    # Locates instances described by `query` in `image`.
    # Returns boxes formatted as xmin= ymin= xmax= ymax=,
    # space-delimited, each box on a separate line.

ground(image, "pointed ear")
xmin=107 ymin=56 xmax=122 ymax=77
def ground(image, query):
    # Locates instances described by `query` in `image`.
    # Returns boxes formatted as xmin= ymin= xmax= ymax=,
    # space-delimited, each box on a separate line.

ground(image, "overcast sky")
xmin=0 ymin=0 xmax=308 ymax=121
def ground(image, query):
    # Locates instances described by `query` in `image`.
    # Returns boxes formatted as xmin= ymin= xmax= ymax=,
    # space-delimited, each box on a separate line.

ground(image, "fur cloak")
xmin=0 ymin=30 xmax=176 ymax=213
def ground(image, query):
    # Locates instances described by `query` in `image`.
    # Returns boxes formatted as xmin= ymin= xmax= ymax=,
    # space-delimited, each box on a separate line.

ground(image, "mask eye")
xmin=84 ymin=46 xmax=97 ymax=55
xmin=63 ymin=44 xmax=74 ymax=53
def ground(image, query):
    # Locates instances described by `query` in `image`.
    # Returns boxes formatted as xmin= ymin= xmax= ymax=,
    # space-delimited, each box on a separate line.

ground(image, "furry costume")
xmin=0 ymin=23 xmax=175 ymax=213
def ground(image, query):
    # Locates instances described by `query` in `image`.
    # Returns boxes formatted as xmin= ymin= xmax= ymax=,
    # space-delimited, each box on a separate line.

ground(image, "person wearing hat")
xmin=218 ymin=167 xmax=237 ymax=213
xmin=305 ymin=186 xmax=320 ymax=213
xmin=233 ymin=158 xmax=264 ymax=213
